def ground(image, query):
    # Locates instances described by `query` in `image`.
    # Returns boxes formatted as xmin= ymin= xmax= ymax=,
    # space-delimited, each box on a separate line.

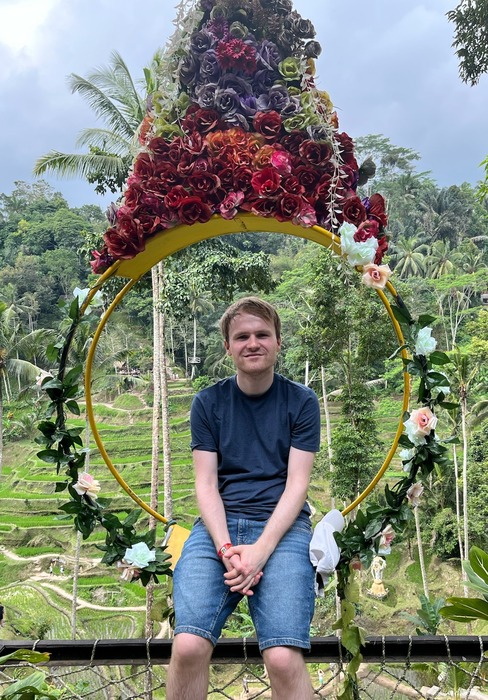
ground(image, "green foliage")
xmin=447 ymin=0 xmax=488 ymax=86
xmin=440 ymin=546 xmax=488 ymax=624
xmin=400 ymin=594 xmax=446 ymax=635
xmin=430 ymin=508 xmax=461 ymax=559
xmin=192 ymin=375 xmax=213 ymax=392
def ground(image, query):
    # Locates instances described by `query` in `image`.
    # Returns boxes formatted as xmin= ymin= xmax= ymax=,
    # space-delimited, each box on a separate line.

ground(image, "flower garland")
xmin=90 ymin=0 xmax=388 ymax=272
xmin=330 ymin=246 xmax=458 ymax=699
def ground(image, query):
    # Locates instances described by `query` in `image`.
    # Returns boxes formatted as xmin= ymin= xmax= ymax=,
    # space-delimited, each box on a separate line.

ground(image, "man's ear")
xmin=224 ymin=340 xmax=231 ymax=355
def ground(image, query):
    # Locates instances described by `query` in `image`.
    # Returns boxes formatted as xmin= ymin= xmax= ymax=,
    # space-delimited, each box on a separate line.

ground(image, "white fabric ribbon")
xmin=309 ymin=509 xmax=345 ymax=596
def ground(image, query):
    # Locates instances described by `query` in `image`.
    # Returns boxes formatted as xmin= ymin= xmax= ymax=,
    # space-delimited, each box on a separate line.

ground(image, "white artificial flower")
xmin=339 ymin=222 xmax=378 ymax=267
xmin=407 ymin=482 xmax=424 ymax=508
xmin=378 ymin=524 xmax=395 ymax=555
xmin=73 ymin=472 xmax=101 ymax=499
xmin=123 ymin=542 xmax=156 ymax=569
xmin=400 ymin=448 xmax=415 ymax=471
xmin=414 ymin=327 xmax=437 ymax=357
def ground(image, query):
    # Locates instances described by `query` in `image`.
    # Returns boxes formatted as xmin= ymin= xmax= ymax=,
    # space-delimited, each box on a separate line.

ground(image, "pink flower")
xmin=378 ymin=524 xmax=395 ymax=555
xmin=220 ymin=191 xmax=244 ymax=219
xmin=404 ymin=407 xmax=438 ymax=445
xmin=73 ymin=473 xmax=101 ymax=499
xmin=293 ymin=201 xmax=317 ymax=227
xmin=116 ymin=560 xmax=141 ymax=582
xmin=361 ymin=263 xmax=392 ymax=290
xmin=407 ymin=482 xmax=424 ymax=507
xmin=271 ymin=149 xmax=293 ymax=174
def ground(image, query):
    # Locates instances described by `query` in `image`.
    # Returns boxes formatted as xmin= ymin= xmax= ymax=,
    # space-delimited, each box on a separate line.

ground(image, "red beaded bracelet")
xmin=217 ymin=542 xmax=232 ymax=558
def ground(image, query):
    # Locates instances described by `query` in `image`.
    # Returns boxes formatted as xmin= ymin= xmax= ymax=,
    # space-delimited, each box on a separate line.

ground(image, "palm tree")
xmin=426 ymin=240 xmax=457 ymax=278
xmin=388 ymin=235 xmax=429 ymax=278
xmin=0 ymin=303 xmax=52 ymax=473
xmin=188 ymin=282 xmax=214 ymax=380
xmin=33 ymin=50 xmax=160 ymax=193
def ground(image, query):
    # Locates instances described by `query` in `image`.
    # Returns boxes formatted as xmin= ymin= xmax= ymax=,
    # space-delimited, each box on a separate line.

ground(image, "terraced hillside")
xmin=0 ymin=379 xmax=415 ymax=643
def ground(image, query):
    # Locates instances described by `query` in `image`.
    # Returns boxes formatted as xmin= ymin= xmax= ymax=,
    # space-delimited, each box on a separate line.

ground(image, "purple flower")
xmin=218 ymin=73 xmax=252 ymax=97
xmin=307 ymin=125 xmax=329 ymax=141
xmin=239 ymin=94 xmax=258 ymax=116
xmin=179 ymin=53 xmax=199 ymax=87
xmin=215 ymin=87 xmax=241 ymax=116
xmin=268 ymin=84 xmax=290 ymax=112
xmin=190 ymin=29 xmax=216 ymax=54
xmin=257 ymin=40 xmax=282 ymax=70
xmin=206 ymin=17 xmax=229 ymax=41
xmin=199 ymin=49 xmax=221 ymax=81
xmin=195 ymin=82 xmax=218 ymax=109
xmin=105 ymin=202 xmax=118 ymax=226
xmin=222 ymin=112 xmax=250 ymax=130
xmin=200 ymin=0 xmax=216 ymax=11
xmin=280 ymin=96 xmax=301 ymax=117
xmin=253 ymin=68 xmax=280 ymax=95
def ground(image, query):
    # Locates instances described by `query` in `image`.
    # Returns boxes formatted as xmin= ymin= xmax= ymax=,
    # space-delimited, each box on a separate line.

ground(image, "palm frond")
xmin=33 ymin=151 xmax=128 ymax=180
xmin=74 ymin=128 xmax=132 ymax=155
xmin=67 ymin=74 xmax=136 ymax=138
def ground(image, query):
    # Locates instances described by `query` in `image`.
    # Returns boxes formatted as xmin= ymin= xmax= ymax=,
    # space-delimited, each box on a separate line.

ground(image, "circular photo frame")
xmin=83 ymin=214 xmax=410 ymax=522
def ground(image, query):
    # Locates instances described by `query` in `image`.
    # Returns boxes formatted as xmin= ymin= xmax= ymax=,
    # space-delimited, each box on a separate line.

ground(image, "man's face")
xmin=224 ymin=312 xmax=281 ymax=377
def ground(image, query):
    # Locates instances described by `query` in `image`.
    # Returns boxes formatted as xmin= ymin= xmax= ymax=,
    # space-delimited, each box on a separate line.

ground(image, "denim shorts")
xmin=173 ymin=517 xmax=315 ymax=652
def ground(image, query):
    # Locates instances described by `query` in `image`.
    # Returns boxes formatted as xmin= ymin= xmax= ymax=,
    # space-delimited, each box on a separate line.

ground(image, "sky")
xmin=1 ymin=0 xmax=487 ymax=211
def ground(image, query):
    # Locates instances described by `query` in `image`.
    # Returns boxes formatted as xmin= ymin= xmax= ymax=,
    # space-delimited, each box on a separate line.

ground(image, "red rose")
xmin=294 ymin=165 xmax=321 ymax=193
xmin=104 ymin=220 xmax=146 ymax=260
xmin=251 ymin=167 xmax=282 ymax=197
xmin=157 ymin=164 xmax=181 ymax=190
xmin=166 ymin=138 xmax=184 ymax=165
xmin=341 ymin=193 xmax=367 ymax=226
xmin=213 ymin=165 xmax=235 ymax=189
xmin=220 ymin=191 xmax=245 ymax=220
xmin=241 ymin=197 xmax=277 ymax=217
xmin=369 ymin=193 xmax=388 ymax=228
xmin=133 ymin=153 xmax=156 ymax=180
xmin=281 ymin=130 xmax=308 ymax=156
xmin=354 ymin=219 xmax=380 ymax=242
xmin=374 ymin=235 xmax=389 ymax=264
xmin=338 ymin=164 xmax=358 ymax=190
xmin=253 ymin=111 xmax=283 ymax=141
xmin=178 ymin=196 xmax=213 ymax=224
xmin=313 ymin=174 xmax=332 ymax=201
xmin=336 ymin=132 xmax=359 ymax=170
xmin=164 ymin=185 xmax=190 ymax=210
xmin=192 ymin=108 xmax=221 ymax=135
xmin=124 ymin=182 xmax=146 ymax=209
xmin=148 ymin=137 xmax=170 ymax=157
xmin=183 ymin=131 xmax=206 ymax=155
xmin=275 ymin=193 xmax=303 ymax=222
xmin=282 ymin=175 xmax=305 ymax=195
xmin=298 ymin=139 xmax=332 ymax=166
xmin=132 ymin=205 xmax=163 ymax=237
xmin=144 ymin=177 xmax=168 ymax=197
xmin=90 ymin=247 xmax=113 ymax=274
xmin=188 ymin=171 xmax=221 ymax=195
xmin=233 ymin=166 xmax=253 ymax=193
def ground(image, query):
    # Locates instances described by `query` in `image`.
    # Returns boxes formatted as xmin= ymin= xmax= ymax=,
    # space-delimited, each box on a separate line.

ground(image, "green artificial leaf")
xmin=388 ymin=343 xmax=409 ymax=361
xmin=438 ymin=401 xmax=460 ymax=410
xmin=468 ymin=546 xmax=488 ymax=585
xmin=63 ymin=365 xmax=83 ymax=386
xmin=65 ymin=400 xmax=80 ymax=416
xmin=428 ymin=351 xmax=451 ymax=366
xmin=440 ymin=597 xmax=488 ymax=622
xmin=36 ymin=450 xmax=60 ymax=464
xmin=391 ymin=304 xmax=413 ymax=326
xmin=0 ymin=649 xmax=50 ymax=665
xmin=417 ymin=314 xmax=437 ymax=328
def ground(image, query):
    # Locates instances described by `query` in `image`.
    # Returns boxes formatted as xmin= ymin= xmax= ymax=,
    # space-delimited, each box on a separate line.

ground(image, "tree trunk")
xmin=320 ymin=366 xmax=334 ymax=510
xmin=452 ymin=444 xmax=464 ymax=562
xmin=159 ymin=264 xmax=173 ymax=522
xmin=191 ymin=314 xmax=198 ymax=379
xmin=461 ymin=390 xmax=469 ymax=595
xmin=304 ymin=357 xmax=309 ymax=387
xmin=414 ymin=505 xmax=429 ymax=598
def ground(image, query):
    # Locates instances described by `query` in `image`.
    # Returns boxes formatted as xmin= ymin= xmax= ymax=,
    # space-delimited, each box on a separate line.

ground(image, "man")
xmin=167 ymin=297 xmax=321 ymax=699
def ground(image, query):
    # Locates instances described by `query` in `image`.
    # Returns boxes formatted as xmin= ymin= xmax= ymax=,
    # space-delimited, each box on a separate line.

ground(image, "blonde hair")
xmin=220 ymin=297 xmax=281 ymax=343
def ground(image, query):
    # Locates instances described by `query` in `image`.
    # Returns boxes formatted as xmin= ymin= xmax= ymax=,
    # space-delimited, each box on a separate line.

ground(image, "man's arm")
xmin=193 ymin=449 xmax=261 ymax=595
xmin=224 ymin=446 xmax=315 ymax=594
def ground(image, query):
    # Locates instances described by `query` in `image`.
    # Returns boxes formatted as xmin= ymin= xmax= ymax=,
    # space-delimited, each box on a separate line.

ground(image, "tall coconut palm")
xmin=389 ymin=236 xmax=429 ymax=278
xmin=33 ymin=50 xmax=161 ymax=193
xmin=426 ymin=240 xmax=457 ymax=278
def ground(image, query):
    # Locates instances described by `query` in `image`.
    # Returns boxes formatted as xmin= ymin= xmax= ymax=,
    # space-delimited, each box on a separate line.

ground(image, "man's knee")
xmin=262 ymin=646 xmax=305 ymax=678
xmin=171 ymin=633 xmax=213 ymax=667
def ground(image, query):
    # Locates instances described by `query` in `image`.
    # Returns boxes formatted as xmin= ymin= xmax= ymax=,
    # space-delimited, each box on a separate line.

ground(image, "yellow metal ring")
xmin=83 ymin=214 xmax=410 ymax=521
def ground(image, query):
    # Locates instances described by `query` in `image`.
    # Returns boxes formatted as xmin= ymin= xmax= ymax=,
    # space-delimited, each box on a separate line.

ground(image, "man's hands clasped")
xmin=221 ymin=543 xmax=268 ymax=596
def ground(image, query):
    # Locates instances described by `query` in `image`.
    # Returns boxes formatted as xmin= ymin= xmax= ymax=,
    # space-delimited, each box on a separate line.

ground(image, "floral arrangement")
xmin=90 ymin=0 xmax=387 ymax=272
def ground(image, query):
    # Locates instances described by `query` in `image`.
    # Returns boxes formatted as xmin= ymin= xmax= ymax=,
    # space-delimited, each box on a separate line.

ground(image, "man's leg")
xmin=166 ymin=633 xmax=213 ymax=700
xmin=262 ymin=646 xmax=313 ymax=700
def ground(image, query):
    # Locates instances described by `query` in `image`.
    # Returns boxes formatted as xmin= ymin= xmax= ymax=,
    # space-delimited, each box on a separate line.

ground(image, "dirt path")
xmin=0 ymin=545 xmax=100 ymax=567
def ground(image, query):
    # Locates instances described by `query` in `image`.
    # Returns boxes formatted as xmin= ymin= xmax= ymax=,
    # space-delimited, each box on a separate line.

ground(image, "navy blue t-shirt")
xmin=190 ymin=373 xmax=321 ymax=521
